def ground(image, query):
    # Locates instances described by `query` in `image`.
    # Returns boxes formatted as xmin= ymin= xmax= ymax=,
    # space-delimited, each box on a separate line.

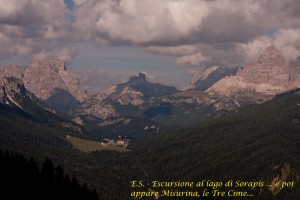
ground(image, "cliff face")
xmin=184 ymin=66 xmax=239 ymax=91
xmin=0 ymin=77 xmax=28 ymax=103
xmin=237 ymin=45 xmax=290 ymax=87
xmin=0 ymin=60 xmax=88 ymax=111
xmin=208 ymin=45 xmax=300 ymax=96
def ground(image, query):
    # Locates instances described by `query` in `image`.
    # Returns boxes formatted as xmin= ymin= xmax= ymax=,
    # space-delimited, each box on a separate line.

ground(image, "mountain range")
xmin=1 ymin=70 xmax=300 ymax=200
xmin=0 ymin=60 xmax=88 ymax=112
xmin=208 ymin=45 xmax=300 ymax=96
xmin=0 ymin=76 xmax=82 ymax=132
xmin=1 ymin=45 xmax=300 ymax=137
xmin=1 ymin=45 xmax=300 ymax=199
xmin=106 ymin=45 xmax=300 ymax=125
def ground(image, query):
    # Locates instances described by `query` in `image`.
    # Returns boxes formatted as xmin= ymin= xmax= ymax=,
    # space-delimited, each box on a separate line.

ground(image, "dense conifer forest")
xmin=1 ymin=90 xmax=300 ymax=199
xmin=0 ymin=150 xmax=98 ymax=200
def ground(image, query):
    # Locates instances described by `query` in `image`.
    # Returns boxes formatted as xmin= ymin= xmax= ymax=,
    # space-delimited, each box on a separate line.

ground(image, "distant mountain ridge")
xmin=104 ymin=73 xmax=180 ymax=104
xmin=1 ymin=45 xmax=300 ymax=128
xmin=0 ymin=60 xmax=88 ymax=111
xmin=139 ymin=45 xmax=300 ymax=124
xmin=70 ymin=45 xmax=300 ymax=126
xmin=208 ymin=45 xmax=300 ymax=95
xmin=0 ymin=76 xmax=82 ymax=132
xmin=73 ymin=73 xmax=179 ymax=117
xmin=184 ymin=66 xmax=239 ymax=91
xmin=72 ymin=73 xmax=179 ymax=134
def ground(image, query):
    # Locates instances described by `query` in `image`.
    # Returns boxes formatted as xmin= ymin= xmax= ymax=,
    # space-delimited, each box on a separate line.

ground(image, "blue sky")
xmin=0 ymin=0 xmax=299 ymax=93
xmin=64 ymin=0 xmax=75 ymax=10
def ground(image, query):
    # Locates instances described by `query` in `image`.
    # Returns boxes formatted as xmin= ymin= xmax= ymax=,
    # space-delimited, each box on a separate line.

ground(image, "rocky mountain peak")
xmin=31 ymin=59 xmax=66 ymax=72
xmin=257 ymin=44 xmax=286 ymax=66
xmin=0 ymin=60 xmax=88 ymax=111
xmin=121 ymin=73 xmax=180 ymax=99
xmin=0 ymin=64 xmax=25 ymax=80
xmin=0 ymin=77 xmax=30 ymax=105
xmin=129 ymin=73 xmax=147 ymax=83
xmin=208 ymin=45 xmax=299 ymax=96
xmin=138 ymin=73 xmax=146 ymax=79
xmin=236 ymin=44 xmax=290 ymax=88
xmin=1 ymin=77 xmax=26 ymax=96
xmin=24 ymin=59 xmax=88 ymax=102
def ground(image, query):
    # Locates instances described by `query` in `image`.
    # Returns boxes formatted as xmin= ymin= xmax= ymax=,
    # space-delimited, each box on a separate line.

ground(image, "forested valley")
xmin=1 ymin=90 xmax=300 ymax=199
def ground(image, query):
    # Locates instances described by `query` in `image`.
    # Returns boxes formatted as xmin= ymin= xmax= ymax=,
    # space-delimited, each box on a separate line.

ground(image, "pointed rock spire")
xmin=257 ymin=44 xmax=285 ymax=66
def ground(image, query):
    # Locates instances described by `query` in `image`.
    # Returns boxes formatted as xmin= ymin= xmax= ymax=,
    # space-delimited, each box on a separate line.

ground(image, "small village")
xmin=101 ymin=136 xmax=130 ymax=148
xmin=65 ymin=134 xmax=130 ymax=152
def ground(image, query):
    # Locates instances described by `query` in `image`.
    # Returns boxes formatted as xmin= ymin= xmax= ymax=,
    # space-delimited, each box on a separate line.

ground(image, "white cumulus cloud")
xmin=0 ymin=0 xmax=300 ymax=68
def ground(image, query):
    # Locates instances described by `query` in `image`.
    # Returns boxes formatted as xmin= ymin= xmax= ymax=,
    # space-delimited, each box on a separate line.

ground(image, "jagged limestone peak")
xmin=257 ymin=44 xmax=286 ymax=66
xmin=31 ymin=59 xmax=66 ymax=72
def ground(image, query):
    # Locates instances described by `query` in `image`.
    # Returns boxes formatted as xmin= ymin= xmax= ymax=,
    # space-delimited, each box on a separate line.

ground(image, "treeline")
xmin=0 ymin=150 xmax=98 ymax=200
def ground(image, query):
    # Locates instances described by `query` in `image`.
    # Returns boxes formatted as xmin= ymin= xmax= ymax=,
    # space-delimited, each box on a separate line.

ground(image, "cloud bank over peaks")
xmin=72 ymin=0 xmax=300 ymax=67
xmin=239 ymin=29 xmax=300 ymax=64
xmin=0 ymin=0 xmax=300 ymax=68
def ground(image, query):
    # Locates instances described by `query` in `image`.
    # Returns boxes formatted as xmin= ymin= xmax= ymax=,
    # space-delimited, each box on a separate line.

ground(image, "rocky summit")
xmin=71 ymin=45 xmax=300 ymax=126
xmin=0 ymin=77 xmax=29 ymax=104
xmin=73 ymin=73 xmax=180 ymax=120
xmin=0 ymin=60 xmax=88 ymax=111
xmin=237 ymin=45 xmax=290 ymax=87
xmin=1 ymin=45 xmax=300 ymax=126
xmin=208 ymin=45 xmax=300 ymax=96
xmin=104 ymin=72 xmax=180 ymax=105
